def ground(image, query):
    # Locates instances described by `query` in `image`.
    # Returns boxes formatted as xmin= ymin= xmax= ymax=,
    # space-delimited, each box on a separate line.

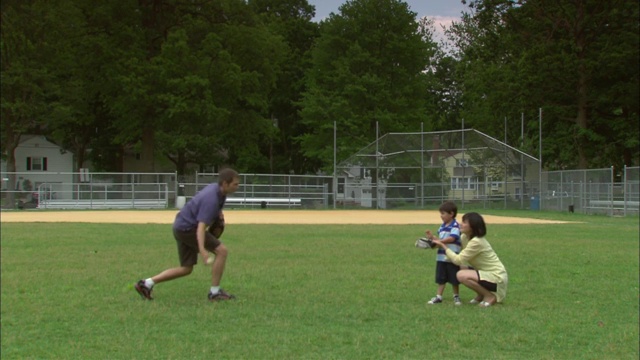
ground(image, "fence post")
xmin=560 ymin=171 xmax=563 ymax=211
xmin=623 ymin=165 xmax=627 ymax=217
xmin=288 ymin=175 xmax=292 ymax=208
xmin=581 ymin=181 xmax=584 ymax=213
xmin=164 ymin=183 xmax=168 ymax=209
xmin=90 ymin=173 xmax=94 ymax=209
xmin=610 ymin=166 xmax=614 ymax=216
xmin=583 ymin=171 xmax=587 ymax=213
xmin=420 ymin=122 xmax=424 ymax=208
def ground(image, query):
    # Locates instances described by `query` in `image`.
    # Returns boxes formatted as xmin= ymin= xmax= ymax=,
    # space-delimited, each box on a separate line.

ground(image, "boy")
xmin=424 ymin=201 xmax=462 ymax=305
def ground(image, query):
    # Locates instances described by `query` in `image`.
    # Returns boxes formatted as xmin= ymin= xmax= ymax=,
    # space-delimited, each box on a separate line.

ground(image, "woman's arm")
xmin=433 ymin=238 xmax=479 ymax=266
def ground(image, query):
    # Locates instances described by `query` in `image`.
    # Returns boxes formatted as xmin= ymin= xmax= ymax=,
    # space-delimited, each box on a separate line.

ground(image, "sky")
xmin=307 ymin=0 xmax=470 ymax=39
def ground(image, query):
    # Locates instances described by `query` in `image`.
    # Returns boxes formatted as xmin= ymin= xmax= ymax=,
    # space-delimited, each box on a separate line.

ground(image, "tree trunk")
xmin=575 ymin=69 xmax=589 ymax=169
xmin=141 ymin=124 xmax=155 ymax=172
xmin=176 ymin=151 xmax=186 ymax=176
xmin=4 ymin=134 xmax=21 ymax=209
xmin=574 ymin=1 xmax=589 ymax=170
xmin=75 ymin=144 xmax=87 ymax=172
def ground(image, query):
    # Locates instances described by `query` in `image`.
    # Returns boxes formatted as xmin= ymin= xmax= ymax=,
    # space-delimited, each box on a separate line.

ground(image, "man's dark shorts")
xmin=435 ymin=261 xmax=460 ymax=285
xmin=172 ymin=228 xmax=221 ymax=267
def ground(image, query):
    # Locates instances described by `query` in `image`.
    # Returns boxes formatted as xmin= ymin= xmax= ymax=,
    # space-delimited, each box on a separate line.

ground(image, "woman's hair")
xmin=462 ymin=212 xmax=487 ymax=238
xmin=439 ymin=201 xmax=458 ymax=218
xmin=218 ymin=168 xmax=239 ymax=185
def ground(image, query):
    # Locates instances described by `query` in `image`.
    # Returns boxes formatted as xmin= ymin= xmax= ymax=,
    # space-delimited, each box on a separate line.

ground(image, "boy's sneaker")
xmin=208 ymin=289 xmax=236 ymax=301
xmin=427 ymin=296 xmax=443 ymax=304
xmin=134 ymin=280 xmax=153 ymax=300
xmin=454 ymin=296 xmax=462 ymax=306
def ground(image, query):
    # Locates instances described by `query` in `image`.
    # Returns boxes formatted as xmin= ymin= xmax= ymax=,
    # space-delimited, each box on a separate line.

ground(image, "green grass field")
xmin=1 ymin=211 xmax=638 ymax=359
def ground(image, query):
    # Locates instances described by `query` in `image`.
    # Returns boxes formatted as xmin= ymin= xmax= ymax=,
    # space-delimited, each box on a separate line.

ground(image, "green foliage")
xmin=1 ymin=215 xmax=638 ymax=359
xmin=1 ymin=0 xmax=637 ymax=175
xmin=44 ymin=1 xmax=129 ymax=171
xmin=1 ymin=1 xmax=60 ymax=142
xmin=1 ymin=1 xmax=73 ymax=204
xmin=451 ymin=0 xmax=639 ymax=170
xmin=298 ymin=0 xmax=439 ymax=171
xmin=249 ymin=0 xmax=320 ymax=174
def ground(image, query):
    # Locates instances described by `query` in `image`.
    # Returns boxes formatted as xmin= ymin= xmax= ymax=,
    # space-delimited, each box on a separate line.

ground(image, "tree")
xmin=1 ymin=1 xmax=65 ymax=207
xmin=105 ymin=0 xmax=183 ymax=172
xmin=298 ymin=0 xmax=439 ymax=172
xmin=249 ymin=0 xmax=319 ymax=174
xmin=421 ymin=13 xmax=465 ymax=132
xmin=512 ymin=0 xmax=639 ymax=169
xmin=44 ymin=1 xmax=126 ymax=172
xmin=101 ymin=0 xmax=288 ymax=173
xmin=452 ymin=0 xmax=639 ymax=169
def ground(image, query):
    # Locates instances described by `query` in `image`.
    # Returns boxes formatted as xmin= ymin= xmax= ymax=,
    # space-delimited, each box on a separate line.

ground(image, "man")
xmin=135 ymin=168 xmax=240 ymax=301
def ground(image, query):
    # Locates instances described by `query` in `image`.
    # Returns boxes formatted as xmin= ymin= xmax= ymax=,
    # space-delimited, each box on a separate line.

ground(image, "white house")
xmin=1 ymin=135 xmax=75 ymax=199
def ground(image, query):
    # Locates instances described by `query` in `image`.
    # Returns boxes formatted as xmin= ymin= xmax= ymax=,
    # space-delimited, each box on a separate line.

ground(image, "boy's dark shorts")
xmin=172 ymin=228 xmax=221 ymax=267
xmin=435 ymin=261 xmax=460 ymax=285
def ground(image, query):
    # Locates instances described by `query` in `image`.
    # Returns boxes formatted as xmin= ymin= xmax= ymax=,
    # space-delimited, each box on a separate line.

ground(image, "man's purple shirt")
xmin=173 ymin=183 xmax=226 ymax=231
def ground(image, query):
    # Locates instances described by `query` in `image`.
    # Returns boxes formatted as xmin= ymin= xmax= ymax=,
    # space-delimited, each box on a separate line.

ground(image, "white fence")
xmin=1 ymin=172 xmax=176 ymax=210
xmin=35 ymin=182 xmax=169 ymax=209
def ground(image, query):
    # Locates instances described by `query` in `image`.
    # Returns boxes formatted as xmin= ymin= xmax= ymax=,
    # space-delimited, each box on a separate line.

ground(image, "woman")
xmin=431 ymin=212 xmax=508 ymax=307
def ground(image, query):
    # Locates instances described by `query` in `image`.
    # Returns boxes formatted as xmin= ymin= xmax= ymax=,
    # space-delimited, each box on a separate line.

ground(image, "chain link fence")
xmin=335 ymin=129 xmax=541 ymax=210
xmin=1 ymin=167 xmax=637 ymax=216
xmin=541 ymin=167 xmax=639 ymax=215
xmin=186 ymin=173 xmax=333 ymax=209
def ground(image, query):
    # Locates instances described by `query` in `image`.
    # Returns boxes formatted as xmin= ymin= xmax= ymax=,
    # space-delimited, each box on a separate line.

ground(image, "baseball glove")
xmin=415 ymin=237 xmax=435 ymax=249
xmin=207 ymin=213 xmax=225 ymax=238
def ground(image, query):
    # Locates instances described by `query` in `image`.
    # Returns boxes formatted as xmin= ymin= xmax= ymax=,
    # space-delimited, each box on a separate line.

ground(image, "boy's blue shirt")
xmin=436 ymin=219 xmax=461 ymax=262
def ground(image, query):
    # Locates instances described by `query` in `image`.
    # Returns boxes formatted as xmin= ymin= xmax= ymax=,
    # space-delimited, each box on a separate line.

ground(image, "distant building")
xmin=1 ymin=135 xmax=74 ymax=198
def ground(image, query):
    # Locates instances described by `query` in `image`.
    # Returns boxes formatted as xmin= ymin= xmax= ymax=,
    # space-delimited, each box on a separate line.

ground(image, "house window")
xmin=27 ymin=157 xmax=48 ymax=171
xmin=488 ymin=177 xmax=502 ymax=190
xmin=451 ymin=177 xmax=476 ymax=190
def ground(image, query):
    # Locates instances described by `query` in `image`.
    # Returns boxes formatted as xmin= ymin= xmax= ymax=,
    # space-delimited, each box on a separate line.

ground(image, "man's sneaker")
xmin=454 ymin=296 xmax=462 ymax=306
xmin=134 ymin=280 xmax=153 ymax=300
xmin=427 ymin=296 xmax=443 ymax=304
xmin=208 ymin=289 xmax=236 ymax=301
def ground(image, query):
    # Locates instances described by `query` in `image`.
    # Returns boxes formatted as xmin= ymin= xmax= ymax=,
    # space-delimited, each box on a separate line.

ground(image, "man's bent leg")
xmin=210 ymin=243 xmax=228 ymax=287
xmin=152 ymin=266 xmax=193 ymax=284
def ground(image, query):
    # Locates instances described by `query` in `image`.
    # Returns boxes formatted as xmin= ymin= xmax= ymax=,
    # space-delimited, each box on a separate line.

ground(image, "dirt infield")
xmin=0 ymin=210 xmax=569 ymax=225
